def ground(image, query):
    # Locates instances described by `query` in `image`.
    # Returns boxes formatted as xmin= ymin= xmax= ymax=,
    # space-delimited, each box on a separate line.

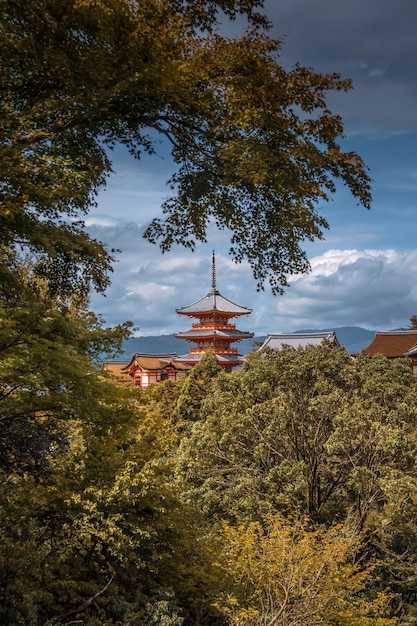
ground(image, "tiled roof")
xmin=124 ymin=353 xmax=190 ymax=372
xmin=103 ymin=360 xmax=132 ymax=382
xmin=175 ymin=328 xmax=254 ymax=341
xmin=363 ymin=331 xmax=417 ymax=357
xmin=176 ymin=289 xmax=252 ymax=316
xmin=176 ymin=352 xmax=246 ymax=365
xmin=258 ymin=332 xmax=339 ymax=352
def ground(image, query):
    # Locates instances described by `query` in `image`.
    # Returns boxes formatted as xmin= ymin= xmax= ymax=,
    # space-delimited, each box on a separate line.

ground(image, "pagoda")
xmin=175 ymin=252 xmax=254 ymax=371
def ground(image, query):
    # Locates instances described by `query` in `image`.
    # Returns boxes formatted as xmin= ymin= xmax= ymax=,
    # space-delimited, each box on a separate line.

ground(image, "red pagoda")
xmin=175 ymin=252 xmax=254 ymax=371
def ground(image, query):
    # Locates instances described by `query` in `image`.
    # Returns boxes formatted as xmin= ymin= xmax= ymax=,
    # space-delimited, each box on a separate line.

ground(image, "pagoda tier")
xmin=176 ymin=291 xmax=252 ymax=319
xmin=175 ymin=327 xmax=254 ymax=347
xmin=175 ymin=252 xmax=254 ymax=371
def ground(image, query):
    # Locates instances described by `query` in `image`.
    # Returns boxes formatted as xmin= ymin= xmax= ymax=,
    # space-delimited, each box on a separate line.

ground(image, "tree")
xmin=0 ymin=271 xmax=225 ymax=623
xmin=175 ymin=343 xmax=355 ymax=521
xmin=175 ymin=345 xmax=417 ymax=526
xmin=175 ymin=350 xmax=223 ymax=421
xmin=214 ymin=513 xmax=396 ymax=626
xmin=0 ymin=254 xmax=132 ymax=430
xmin=1 ymin=0 xmax=371 ymax=298
xmin=0 ymin=347 xmax=198 ymax=624
xmin=173 ymin=345 xmax=417 ymax=621
xmin=407 ymin=316 xmax=417 ymax=329
xmin=0 ymin=371 xmax=230 ymax=625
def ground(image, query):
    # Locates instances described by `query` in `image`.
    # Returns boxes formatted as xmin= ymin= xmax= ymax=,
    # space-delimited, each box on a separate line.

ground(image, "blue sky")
xmin=87 ymin=0 xmax=417 ymax=337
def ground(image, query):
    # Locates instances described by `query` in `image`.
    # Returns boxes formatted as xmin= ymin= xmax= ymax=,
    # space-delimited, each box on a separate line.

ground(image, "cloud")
xmin=87 ymin=214 xmax=417 ymax=336
xmin=264 ymin=0 xmax=417 ymax=133
xmin=84 ymin=216 xmax=119 ymax=228
xmin=269 ymin=249 xmax=417 ymax=332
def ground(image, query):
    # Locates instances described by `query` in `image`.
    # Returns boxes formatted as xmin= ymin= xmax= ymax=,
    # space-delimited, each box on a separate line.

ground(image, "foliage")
xmin=3 ymin=320 xmax=417 ymax=622
xmin=0 ymin=278 xmax=224 ymax=624
xmin=173 ymin=344 xmax=417 ymax=621
xmin=214 ymin=513 xmax=396 ymax=626
xmin=175 ymin=343 xmax=354 ymax=520
xmin=0 ymin=372 xmax=220 ymax=624
xmin=1 ymin=0 xmax=371 ymax=297
xmin=175 ymin=350 xmax=224 ymax=421
xmin=0 ymin=256 xmax=132 ymax=456
xmin=407 ymin=315 xmax=417 ymax=330
xmin=175 ymin=345 xmax=417 ymax=527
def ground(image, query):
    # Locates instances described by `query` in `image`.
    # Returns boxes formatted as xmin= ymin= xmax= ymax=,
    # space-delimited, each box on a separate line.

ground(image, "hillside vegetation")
xmin=2 ymin=323 xmax=417 ymax=624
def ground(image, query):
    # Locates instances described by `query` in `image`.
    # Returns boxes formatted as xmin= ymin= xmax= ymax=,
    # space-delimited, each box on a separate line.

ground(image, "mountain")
xmin=294 ymin=326 xmax=376 ymax=355
xmin=114 ymin=326 xmax=376 ymax=360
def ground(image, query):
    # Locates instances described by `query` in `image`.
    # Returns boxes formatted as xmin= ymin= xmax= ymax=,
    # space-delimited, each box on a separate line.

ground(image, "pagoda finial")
xmin=211 ymin=250 xmax=216 ymax=291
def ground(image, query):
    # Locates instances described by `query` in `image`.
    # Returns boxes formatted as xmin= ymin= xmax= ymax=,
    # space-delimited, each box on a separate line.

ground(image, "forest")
xmin=2 ymin=314 xmax=417 ymax=625
xmin=2 ymin=0 xmax=414 ymax=623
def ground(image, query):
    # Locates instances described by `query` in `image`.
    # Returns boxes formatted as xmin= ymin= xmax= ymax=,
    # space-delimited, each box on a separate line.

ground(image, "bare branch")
xmin=48 ymin=576 xmax=114 ymax=624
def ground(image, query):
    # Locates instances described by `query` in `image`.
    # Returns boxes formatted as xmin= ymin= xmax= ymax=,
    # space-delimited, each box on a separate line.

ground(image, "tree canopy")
xmin=3 ymin=310 xmax=417 ymax=622
xmin=175 ymin=344 xmax=417 ymax=528
xmin=1 ymin=0 xmax=371 ymax=298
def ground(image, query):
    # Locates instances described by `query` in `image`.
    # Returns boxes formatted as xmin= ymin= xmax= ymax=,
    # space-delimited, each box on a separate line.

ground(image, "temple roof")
xmin=362 ymin=331 xmax=417 ymax=358
xmin=175 ymin=328 xmax=254 ymax=341
xmin=176 ymin=289 xmax=252 ymax=317
xmin=103 ymin=360 xmax=132 ymax=382
xmin=258 ymin=332 xmax=340 ymax=352
xmin=123 ymin=353 xmax=190 ymax=372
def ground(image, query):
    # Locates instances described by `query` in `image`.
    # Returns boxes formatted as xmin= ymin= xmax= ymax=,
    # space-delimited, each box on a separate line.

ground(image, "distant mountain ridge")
xmin=116 ymin=326 xmax=376 ymax=360
xmin=294 ymin=326 xmax=376 ymax=355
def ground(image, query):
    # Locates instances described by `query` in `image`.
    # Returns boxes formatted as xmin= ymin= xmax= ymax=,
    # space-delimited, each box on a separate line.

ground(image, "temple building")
xmin=174 ymin=252 xmax=254 ymax=371
xmin=361 ymin=330 xmax=417 ymax=373
xmin=258 ymin=331 xmax=340 ymax=352
xmin=121 ymin=353 xmax=189 ymax=388
xmin=104 ymin=353 xmax=189 ymax=388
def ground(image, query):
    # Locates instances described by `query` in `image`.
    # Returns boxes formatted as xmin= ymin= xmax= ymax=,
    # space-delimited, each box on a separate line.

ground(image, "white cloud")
xmin=84 ymin=215 xmax=119 ymax=228
xmin=88 ymin=215 xmax=417 ymax=337
xmin=269 ymin=249 xmax=417 ymax=332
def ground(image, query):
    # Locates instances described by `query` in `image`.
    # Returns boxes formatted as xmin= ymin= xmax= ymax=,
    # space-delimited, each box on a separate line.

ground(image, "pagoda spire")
xmin=211 ymin=250 xmax=216 ymax=292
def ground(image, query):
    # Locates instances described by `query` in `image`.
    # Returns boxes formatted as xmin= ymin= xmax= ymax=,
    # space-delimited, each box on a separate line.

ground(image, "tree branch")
xmin=48 ymin=576 xmax=114 ymax=624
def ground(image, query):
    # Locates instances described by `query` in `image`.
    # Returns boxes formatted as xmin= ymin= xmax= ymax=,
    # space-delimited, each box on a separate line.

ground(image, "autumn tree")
xmin=1 ymin=0 xmax=371 ymax=298
xmin=0 ymin=264 xmax=228 ymax=624
xmin=173 ymin=344 xmax=417 ymax=621
xmin=0 ymin=307 xmax=224 ymax=624
xmin=214 ymin=513 xmax=396 ymax=626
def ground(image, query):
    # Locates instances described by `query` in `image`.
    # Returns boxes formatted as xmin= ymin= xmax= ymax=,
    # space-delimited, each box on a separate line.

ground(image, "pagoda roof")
xmin=176 ymin=352 xmax=246 ymax=366
xmin=362 ymin=331 xmax=417 ymax=358
xmin=258 ymin=332 xmax=340 ymax=352
xmin=176 ymin=288 xmax=252 ymax=317
xmin=176 ymin=251 xmax=252 ymax=317
xmin=175 ymin=328 xmax=254 ymax=342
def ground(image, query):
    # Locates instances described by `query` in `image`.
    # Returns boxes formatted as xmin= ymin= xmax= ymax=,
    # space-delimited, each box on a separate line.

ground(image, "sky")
xmin=87 ymin=0 xmax=417 ymax=337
